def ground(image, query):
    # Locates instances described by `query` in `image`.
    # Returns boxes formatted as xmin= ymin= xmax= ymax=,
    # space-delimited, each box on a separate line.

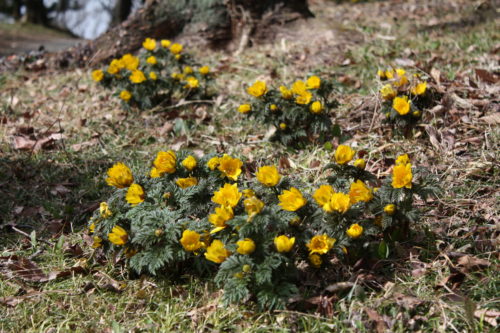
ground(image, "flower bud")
xmin=353 ymin=158 xmax=366 ymax=170
xmin=384 ymin=204 xmax=396 ymax=215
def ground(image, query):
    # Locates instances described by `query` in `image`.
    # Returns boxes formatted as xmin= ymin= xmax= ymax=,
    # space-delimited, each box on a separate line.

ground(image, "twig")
xmin=11 ymin=226 xmax=52 ymax=246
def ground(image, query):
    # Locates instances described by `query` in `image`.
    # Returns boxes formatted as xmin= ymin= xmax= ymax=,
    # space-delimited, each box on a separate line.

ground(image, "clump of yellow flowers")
xmin=376 ymin=67 xmax=437 ymax=136
xmin=238 ymin=75 xmax=339 ymax=147
xmin=89 ymin=146 xmax=439 ymax=310
xmin=91 ymin=37 xmax=214 ymax=110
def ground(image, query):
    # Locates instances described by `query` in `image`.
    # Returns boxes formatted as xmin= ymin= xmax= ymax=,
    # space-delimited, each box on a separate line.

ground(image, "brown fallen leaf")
xmin=1 ymin=255 xmax=48 ymax=282
xmin=480 ymin=113 xmax=500 ymax=125
xmin=394 ymin=292 xmax=424 ymax=311
xmin=474 ymin=309 xmax=500 ymax=327
xmin=475 ymin=69 xmax=499 ymax=84
xmin=436 ymin=271 xmax=465 ymax=290
xmin=0 ymin=290 xmax=42 ymax=307
xmin=457 ymin=255 xmax=491 ymax=272
xmin=365 ymin=308 xmax=387 ymax=333
xmin=279 ymin=156 xmax=291 ymax=170
xmin=71 ymin=138 xmax=98 ymax=152
xmin=12 ymin=133 xmax=65 ymax=152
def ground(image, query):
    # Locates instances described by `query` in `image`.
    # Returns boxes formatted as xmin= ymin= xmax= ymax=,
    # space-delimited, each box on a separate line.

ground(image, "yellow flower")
xmin=384 ymin=204 xmax=396 ymax=215
xmin=180 ymin=230 xmax=203 ymax=252
xmin=393 ymin=96 xmax=410 ymax=115
xmin=295 ymin=91 xmax=312 ymax=105
xmin=256 ymin=165 xmax=281 ymax=187
xmin=349 ymin=180 xmax=373 ymax=204
xmin=205 ymin=240 xmax=231 ymax=264
xmin=377 ymin=69 xmax=386 ymax=79
xmin=154 ymin=150 xmax=176 ymax=174
xmin=385 ymin=69 xmax=394 ymax=79
xmin=309 ymin=254 xmax=322 ymax=268
xmin=309 ymin=101 xmax=323 ymax=114
xmin=238 ymin=104 xmax=251 ymax=114
xmin=106 ymin=162 xmax=134 ymax=188
xmin=278 ymin=187 xmax=307 ymax=212
xmin=392 ymin=163 xmax=412 ymax=189
xmin=236 ymin=238 xmax=256 ymax=255
xmin=394 ymin=68 xmax=408 ymax=86
xmin=91 ymin=69 xmax=104 ymax=82
xmin=120 ymin=90 xmax=132 ymax=102
xmin=243 ymin=189 xmax=256 ymax=198
xmin=247 ymin=80 xmax=267 ymax=97
xmin=380 ymin=84 xmax=396 ymax=100
xmin=142 ymin=37 xmax=156 ymax=51
xmin=182 ymin=155 xmax=197 ymax=171
xmin=199 ymin=66 xmax=210 ymax=75
xmin=291 ymin=80 xmax=307 ymax=95
xmin=313 ymin=185 xmax=334 ymax=207
xmin=146 ymin=56 xmax=157 ymax=65
xmin=306 ymin=234 xmax=335 ymax=254
xmin=411 ymin=82 xmax=427 ymax=95
xmin=274 ymin=235 xmax=295 ymax=253
xmin=121 ymin=54 xmax=139 ymax=71
xmin=183 ymin=66 xmax=193 ymax=74
xmin=107 ymin=58 xmax=124 ymax=74
xmin=170 ymin=43 xmax=183 ymax=54
xmin=91 ymin=236 xmax=102 ymax=248
xmin=150 ymin=167 xmax=161 ymax=178
xmin=89 ymin=222 xmax=95 ymax=233
xmin=217 ymin=154 xmax=243 ymax=181
xmin=324 ymin=192 xmax=351 ymax=214
xmin=306 ymin=75 xmax=321 ymax=89
xmin=184 ymin=76 xmax=199 ymax=89
xmin=175 ymin=54 xmax=181 ymax=60
xmin=176 ymin=177 xmax=198 ymax=189
xmin=108 ymin=226 xmax=128 ymax=246
xmin=395 ymin=154 xmax=410 ymax=165
xmin=100 ymin=202 xmax=112 ymax=218
xmin=279 ymin=123 xmax=287 ymax=130
xmin=244 ymin=196 xmax=264 ymax=219
xmin=346 ymin=223 xmax=363 ymax=239
xmin=171 ymin=72 xmax=184 ymax=80
xmin=161 ymin=39 xmax=171 ymax=48
xmin=353 ymin=158 xmax=366 ymax=169
xmin=130 ymin=70 xmax=146 ymax=84
xmin=149 ymin=72 xmax=157 ymax=80
xmin=279 ymin=85 xmax=293 ymax=99
xmin=126 ymin=183 xmax=145 ymax=206
xmin=413 ymin=110 xmax=421 ymax=117
xmin=212 ymin=183 xmax=242 ymax=208
xmin=208 ymin=205 xmax=234 ymax=231
xmin=334 ymin=145 xmax=356 ymax=165
xmin=269 ymin=104 xmax=278 ymax=111
xmin=207 ymin=157 xmax=220 ymax=170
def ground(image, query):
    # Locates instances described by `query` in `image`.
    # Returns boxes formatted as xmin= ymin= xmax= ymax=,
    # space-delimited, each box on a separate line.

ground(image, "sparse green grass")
xmin=1 ymin=0 xmax=499 ymax=331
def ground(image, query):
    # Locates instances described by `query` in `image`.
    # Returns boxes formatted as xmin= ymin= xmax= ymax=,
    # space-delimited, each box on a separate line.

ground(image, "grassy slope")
xmin=1 ymin=0 xmax=499 ymax=331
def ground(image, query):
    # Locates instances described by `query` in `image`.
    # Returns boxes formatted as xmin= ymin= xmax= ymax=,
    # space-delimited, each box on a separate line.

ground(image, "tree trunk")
xmin=12 ymin=0 xmax=22 ymax=20
xmin=24 ymin=0 xmax=49 ymax=26
xmin=89 ymin=0 xmax=313 ymax=65
xmin=111 ymin=0 xmax=133 ymax=26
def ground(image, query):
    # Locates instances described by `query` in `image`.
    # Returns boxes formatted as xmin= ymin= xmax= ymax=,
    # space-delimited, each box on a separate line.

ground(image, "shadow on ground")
xmin=0 ymin=153 xmax=109 ymax=245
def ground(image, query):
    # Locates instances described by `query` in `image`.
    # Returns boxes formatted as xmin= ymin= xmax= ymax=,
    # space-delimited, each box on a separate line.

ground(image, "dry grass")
xmin=1 ymin=0 xmax=499 ymax=331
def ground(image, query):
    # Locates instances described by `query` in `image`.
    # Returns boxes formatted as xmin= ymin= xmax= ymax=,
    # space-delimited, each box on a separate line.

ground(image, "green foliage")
xmin=91 ymin=38 xmax=215 ymax=110
xmin=377 ymin=68 xmax=440 ymax=136
xmin=238 ymin=76 xmax=339 ymax=147
xmin=90 ymin=147 xmax=439 ymax=309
